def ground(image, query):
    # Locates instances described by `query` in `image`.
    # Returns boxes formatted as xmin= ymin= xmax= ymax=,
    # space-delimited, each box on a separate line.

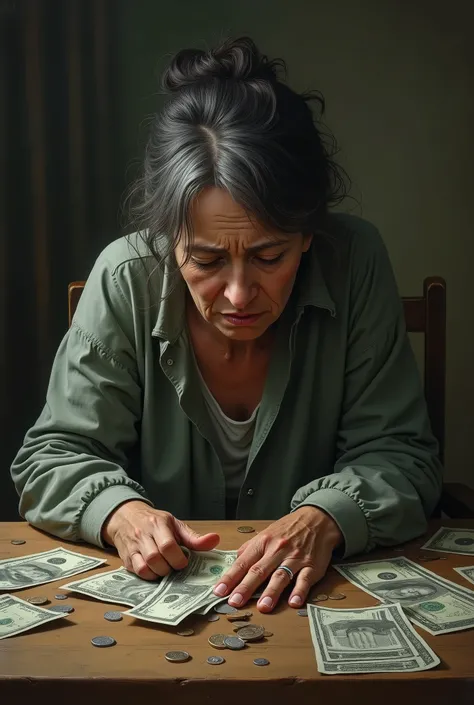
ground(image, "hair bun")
xmin=162 ymin=36 xmax=283 ymax=93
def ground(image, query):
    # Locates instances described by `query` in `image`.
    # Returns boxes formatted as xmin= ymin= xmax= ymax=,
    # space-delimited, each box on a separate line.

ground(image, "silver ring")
xmin=277 ymin=565 xmax=294 ymax=581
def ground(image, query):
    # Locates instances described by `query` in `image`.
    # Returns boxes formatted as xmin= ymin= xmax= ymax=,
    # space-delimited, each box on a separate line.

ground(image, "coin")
xmin=207 ymin=613 xmax=220 ymax=622
xmin=104 ymin=611 xmax=123 ymax=622
xmin=419 ymin=555 xmax=439 ymax=562
xmin=263 ymin=631 xmax=273 ymax=638
xmin=27 ymin=596 xmax=49 ymax=606
xmin=48 ymin=604 xmax=74 ymax=614
xmin=242 ymin=611 xmax=253 ymax=618
xmin=237 ymin=526 xmax=255 ymax=534
xmin=223 ymin=636 xmax=246 ymax=650
xmin=91 ymin=636 xmax=116 ymax=648
xmin=214 ymin=603 xmax=238 ymax=614
xmin=235 ymin=624 xmax=265 ymax=642
xmin=207 ymin=655 xmax=225 ymax=665
xmin=54 ymin=594 xmax=68 ymax=600
xmin=314 ymin=593 xmax=328 ymax=601
xmin=232 ymin=621 xmax=250 ymax=631
xmin=165 ymin=650 xmax=190 ymax=663
xmin=177 ymin=628 xmax=194 ymax=636
xmin=328 ymin=593 xmax=346 ymax=601
xmin=208 ymin=633 xmax=227 ymax=649
xmin=10 ymin=539 xmax=26 ymax=545
xmin=297 ymin=609 xmax=308 ymax=617
xmin=254 ymin=658 xmax=270 ymax=666
xmin=226 ymin=613 xmax=248 ymax=622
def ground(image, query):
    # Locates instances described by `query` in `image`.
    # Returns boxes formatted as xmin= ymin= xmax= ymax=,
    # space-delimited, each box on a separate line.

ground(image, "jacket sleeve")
xmin=10 ymin=251 xmax=153 ymax=547
xmin=291 ymin=224 xmax=443 ymax=557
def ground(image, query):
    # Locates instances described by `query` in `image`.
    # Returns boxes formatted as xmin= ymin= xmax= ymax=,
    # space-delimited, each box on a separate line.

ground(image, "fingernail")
xmin=258 ymin=596 xmax=273 ymax=609
xmin=214 ymin=583 xmax=228 ymax=597
xmin=289 ymin=595 xmax=302 ymax=607
xmin=229 ymin=593 xmax=243 ymax=606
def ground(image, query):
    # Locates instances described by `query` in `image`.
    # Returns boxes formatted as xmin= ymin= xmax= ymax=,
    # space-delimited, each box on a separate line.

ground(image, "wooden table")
xmin=1 ymin=519 xmax=474 ymax=704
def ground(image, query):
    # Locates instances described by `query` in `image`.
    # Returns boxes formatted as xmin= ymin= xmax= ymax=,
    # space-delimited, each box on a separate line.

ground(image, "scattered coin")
xmin=27 ymin=596 xmax=49 ymax=606
xmin=208 ymin=633 xmax=227 ymax=649
xmin=419 ymin=555 xmax=439 ymax=562
xmin=91 ymin=636 xmax=116 ymax=648
xmin=232 ymin=621 xmax=250 ymax=631
xmin=207 ymin=655 xmax=225 ymax=665
xmin=207 ymin=613 xmax=220 ymax=622
xmin=177 ymin=628 xmax=194 ymax=637
xmin=237 ymin=526 xmax=255 ymax=534
xmin=54 ymin=594 xmax=68 ymax=600
xmin=235 ymin=624 xmax=265 ymax=642
xmin=297 ymin=609 xmax=308 ymax=617
xmin=104 ymin=611 xmax=123 ymax=622
xmin=254 ymin=658 xmax=270 ymax=666
xmin=439 ymin=557 xmax=448 ymax=560
xmin=214 ymin=603 xmax=238 ymax=615
xmin=226 ymin=613 xmax=249 ymax=622
xmin=48 ymin=604 xmax=74 ymax=614
xmin=165 ymin=650 xmax=190 ymax=663
xmin=314 ymin=593 xmax=328 ymax=601
xmin=263 ymin=631 xmax=273 ymax=638
xmin=223 ymin=636 xmax=246 ymax=651
xmin=328 ymin=593 xmax=346 ymax=601
xmin=10 ymin=539 xmax=26 ymax=545
xmin=242 ymin=611 xmax=253 ymax=618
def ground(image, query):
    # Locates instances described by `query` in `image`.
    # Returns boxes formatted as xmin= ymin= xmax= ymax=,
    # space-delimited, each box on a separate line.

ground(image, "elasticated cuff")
xmin=292 ymin=487 xmax=369 ymax=558
xmin=79 ymin=485 xmax=153 ymax=547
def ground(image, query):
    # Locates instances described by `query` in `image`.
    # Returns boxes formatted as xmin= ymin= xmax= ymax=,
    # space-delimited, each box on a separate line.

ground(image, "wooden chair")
xmin=68 ymin=277 xmax=474 ymax=517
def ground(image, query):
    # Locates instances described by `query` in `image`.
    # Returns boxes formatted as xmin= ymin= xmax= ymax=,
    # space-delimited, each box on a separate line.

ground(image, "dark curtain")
xmin=1 ymin=0 xmax=121 ymax=519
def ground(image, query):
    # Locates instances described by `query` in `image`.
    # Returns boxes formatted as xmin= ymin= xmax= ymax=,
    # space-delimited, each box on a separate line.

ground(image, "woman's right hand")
xmin=102 ymin=500 xmax=220 ymax=580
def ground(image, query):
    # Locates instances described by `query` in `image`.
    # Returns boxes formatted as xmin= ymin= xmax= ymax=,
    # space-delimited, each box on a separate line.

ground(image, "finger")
xmin=256 ymin=560 xmax=301 ymax=613
xmin=130 ymin=550 xmax=157 ymax=581
xmin=151 ymin=524 xmax=190 ymax=572
xmin=227 ymin=551 xmax=286 ymax=608
xmin=288 ymin=566 xmax=320 ymax=608
xmin=173 ymin=518 xmax=220 ymax=552
xmin=213 ymin=541 xmax=265 ymax=599
xmin=140 ymin=533 xmax=174 ymax=576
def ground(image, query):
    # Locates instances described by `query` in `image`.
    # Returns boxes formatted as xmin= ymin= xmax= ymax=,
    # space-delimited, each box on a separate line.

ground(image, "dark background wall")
xmin=1 ymin=0 xmax=473 ymax=521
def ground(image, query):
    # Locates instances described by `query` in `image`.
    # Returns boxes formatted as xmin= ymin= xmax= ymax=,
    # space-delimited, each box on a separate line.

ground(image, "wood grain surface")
xmin=2 ymin=519 xmax=474 ymax=705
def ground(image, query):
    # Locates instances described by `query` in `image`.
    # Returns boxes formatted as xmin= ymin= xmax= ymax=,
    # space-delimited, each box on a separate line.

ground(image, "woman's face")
xmin=175 ymin=187 xmax=312 ymax=341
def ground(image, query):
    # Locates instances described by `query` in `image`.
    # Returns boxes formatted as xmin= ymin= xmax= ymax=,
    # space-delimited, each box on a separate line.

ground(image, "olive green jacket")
xmin=11 ymin=214 xmax=443 ymax=557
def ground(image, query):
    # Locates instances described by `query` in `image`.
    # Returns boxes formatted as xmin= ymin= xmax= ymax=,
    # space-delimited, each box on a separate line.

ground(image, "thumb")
xmin=174 ymin=519 xmax=220 ymax=551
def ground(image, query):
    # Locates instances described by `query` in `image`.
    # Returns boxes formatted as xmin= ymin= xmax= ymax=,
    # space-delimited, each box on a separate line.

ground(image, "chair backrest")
xmin=68 ymin=281 xmax=85 ymax=328
xmin=67 ymin=276 xmax=446 ymax=460
xmin=402 ymin=276 xmax=446 ymax=463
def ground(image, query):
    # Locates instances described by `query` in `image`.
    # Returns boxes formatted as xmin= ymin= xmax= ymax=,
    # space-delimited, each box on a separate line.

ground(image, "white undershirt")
xmin=197 ymin=367 xmax=259 ymax=499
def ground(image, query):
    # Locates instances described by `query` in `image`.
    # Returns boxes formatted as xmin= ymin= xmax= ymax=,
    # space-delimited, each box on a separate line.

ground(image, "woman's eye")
xmin=255 ymin=253 xmax=284 ymax=265
xmin=191 ymin=258 xmax=221 ymax=269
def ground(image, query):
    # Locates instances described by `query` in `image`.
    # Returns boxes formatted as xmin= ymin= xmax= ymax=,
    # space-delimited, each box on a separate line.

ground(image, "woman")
xmin=11 ymin=37 xmax=442 ymax=614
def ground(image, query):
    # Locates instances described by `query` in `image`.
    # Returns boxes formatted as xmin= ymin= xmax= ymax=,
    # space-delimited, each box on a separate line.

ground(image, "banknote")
xmin=60 ymin=567 xmax=162 ymax=607
xmin=421 ymin=527 xmax=474 ymax=556
xmin=308 ymin=603 xmax=440 ymax=674
xmin=125 ymin=548 xmax=237 ymax=626
xmin=454 ymin=566 xmax=474 ymax=587
xmin=334 ymin=556 xmax=474 ymax=635
xmin=0 ymin=594 xmax=65 ymax=639
xmin=0 ymin=548 xmax=107 ymax=591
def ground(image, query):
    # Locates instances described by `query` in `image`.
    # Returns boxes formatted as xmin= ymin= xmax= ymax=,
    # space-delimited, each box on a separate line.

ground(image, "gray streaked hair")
xmin=125 ymin=36 xmax=349 ymax=268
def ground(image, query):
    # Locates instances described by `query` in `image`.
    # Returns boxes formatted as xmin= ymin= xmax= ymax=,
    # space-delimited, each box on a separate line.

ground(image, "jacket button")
xmin=166 ymin=358 xmax=174 ymax=366
xmin=247 ymin=488 xmax=254 ymax=496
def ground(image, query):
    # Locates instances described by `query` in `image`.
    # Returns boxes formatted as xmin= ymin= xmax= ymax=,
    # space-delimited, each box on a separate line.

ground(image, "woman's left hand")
xmin=213 ymin=505 xmax=343 ymax=612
